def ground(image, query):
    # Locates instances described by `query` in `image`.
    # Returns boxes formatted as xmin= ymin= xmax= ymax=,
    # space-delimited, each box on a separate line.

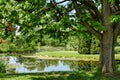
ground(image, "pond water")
xmin=1 ymin=55 xmax=98 ymax=73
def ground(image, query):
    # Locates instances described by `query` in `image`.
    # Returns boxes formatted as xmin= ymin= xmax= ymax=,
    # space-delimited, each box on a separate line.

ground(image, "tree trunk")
xmin=98 ymin=0 xmax=116 ymax=74
xmin=99 ymin=31 xmax=116 ymax=74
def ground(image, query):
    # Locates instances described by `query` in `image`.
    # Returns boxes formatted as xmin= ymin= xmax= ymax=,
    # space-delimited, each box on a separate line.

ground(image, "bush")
xmin=115 ymin=47 xmax=120 ymax=54
xmin=78 ymin=35 xmax=100 ymax=54
xmin=90 ymin=36 xmax=100 ymax=54
xmin=0 ymin=61 xmax=6 ymax=73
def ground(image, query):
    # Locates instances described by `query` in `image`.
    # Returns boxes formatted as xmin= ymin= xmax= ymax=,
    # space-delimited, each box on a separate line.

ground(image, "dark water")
xmin=1 ymin=55 xmax=99 ymax=73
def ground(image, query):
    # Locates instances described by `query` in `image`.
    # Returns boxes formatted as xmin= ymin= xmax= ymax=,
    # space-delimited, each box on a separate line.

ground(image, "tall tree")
xmin=47 ymin=0 xmax=120 ymax=74
xmin=1 ymin=0 xmax=120 ymax=74
xmin=71 ymin=0 xmax=120 ymax=74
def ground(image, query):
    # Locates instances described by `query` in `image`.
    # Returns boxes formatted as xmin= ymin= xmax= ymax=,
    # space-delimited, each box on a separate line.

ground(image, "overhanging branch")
xmin=51 ymin=0 xmax=63 ymax=16
xmin=37 ymin=0 xmax=70 ymax=14
xmin=112 ymin=11 xmax=120 ymax=15
xmin=81 ymin=22 xmax=102 ymax=40
xmin=82 ymin=0 xmax=102 ymax=22
xmin=55 ymin=0 xmax=70 ymax=4
xmin=72 ymin=0 xmax=81 ymax=17
xmin=72 ymin=0 xmax=102 ymax=40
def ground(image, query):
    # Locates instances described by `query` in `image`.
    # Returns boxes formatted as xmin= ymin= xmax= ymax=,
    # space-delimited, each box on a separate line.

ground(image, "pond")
xmin=0 ymin=54 xmax=120 ymax=74
xmin=0 ymin=55 xmax=104 ymax=73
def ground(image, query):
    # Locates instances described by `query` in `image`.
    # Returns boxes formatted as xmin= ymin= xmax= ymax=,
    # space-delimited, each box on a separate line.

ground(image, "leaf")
xmin=110 ymin=15 xmax=120 ymax=23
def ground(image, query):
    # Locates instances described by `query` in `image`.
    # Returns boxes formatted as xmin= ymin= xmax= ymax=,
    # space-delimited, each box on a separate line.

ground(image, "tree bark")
xmin=99 ymin=31 xmax=116 ymax=74
xmin=98 ymin=0 xmax=116 ymax=74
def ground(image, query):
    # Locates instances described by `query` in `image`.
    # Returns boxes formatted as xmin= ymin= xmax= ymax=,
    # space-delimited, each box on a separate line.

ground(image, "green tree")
xmin=1 ymin=0 xmax=120 ymax=74
xmin=45 ymin=0 xmax=120 ymax=74
xmin=78 ymin=34 xmax=99 ymax=54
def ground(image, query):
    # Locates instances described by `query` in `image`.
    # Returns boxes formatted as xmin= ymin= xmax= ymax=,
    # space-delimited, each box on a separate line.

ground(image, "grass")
xmin=35 ymin=51 xmax=120 ymax=61
xmin=1 ymin=50 xmax=120 ymax=61
xmin=35 ymin=51 xmax=99 ymax=60
xmin=1 ymin=71 xmax=120 ymax=80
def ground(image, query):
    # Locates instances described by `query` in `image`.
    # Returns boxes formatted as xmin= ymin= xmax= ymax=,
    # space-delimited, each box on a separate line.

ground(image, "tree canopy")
xmin=0 ymin=0 xmax=120 ymax=74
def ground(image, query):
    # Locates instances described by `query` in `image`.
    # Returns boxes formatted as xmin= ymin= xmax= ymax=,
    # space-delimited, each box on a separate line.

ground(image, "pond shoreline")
xmin=22 ymin=55 xmax=98 ymax=61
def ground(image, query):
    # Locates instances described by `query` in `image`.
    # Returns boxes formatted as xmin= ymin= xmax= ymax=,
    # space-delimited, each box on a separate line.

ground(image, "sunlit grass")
xmin=115 ymin=54 xmax=120 ymax=60
xmin=36 ymin=51 xmax=99 ymax=60
xmin=36 ymin=51 xmax=120 ymax=61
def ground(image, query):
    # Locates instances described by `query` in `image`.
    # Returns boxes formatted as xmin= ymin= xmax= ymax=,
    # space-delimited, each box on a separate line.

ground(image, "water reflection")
xmin=4 ymin=56 xmax=98 ymax=73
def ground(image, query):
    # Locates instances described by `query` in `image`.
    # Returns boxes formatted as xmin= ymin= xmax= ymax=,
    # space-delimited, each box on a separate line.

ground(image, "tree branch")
xmin=37 ymin=0 xmax=69 ymax=14
xmin=111 ymin=0 xmax=120 ymax=15
xmin=55 ymin=0 xmax=70 ymax=4
xmin=72 ymin=0 xmax=102 ymax=40
xmin=115 ymin=0 xmax=120 ymax=9
xmin=51 ymin=0 xmax=63 ymax=16
xmin=81 ymin=22 xmax=102 ymax=40
xmin=71 ymin=0 xmax=81 ymax=17
xmin=82 ymin=0 xmax=102 ymax=22
xmin=112 ymin=10 xmax=120 ymax=15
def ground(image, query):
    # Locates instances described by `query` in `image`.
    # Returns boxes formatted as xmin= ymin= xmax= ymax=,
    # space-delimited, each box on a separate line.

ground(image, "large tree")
xmin=71 ymin=0 xmax=120 ymax=74
xmin=1 ymin=0 xmax=120 ymax=74
xmin=46 ymin=0 xmax=120 ymax=74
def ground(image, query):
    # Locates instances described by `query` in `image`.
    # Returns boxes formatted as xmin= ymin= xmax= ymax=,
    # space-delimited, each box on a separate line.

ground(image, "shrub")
xmin=78 ymin=35 xmax=100 ymax=54
xmin=0 ymin=61 xmax=6 ymax=73
xmin=115 ymin=47 xmax=120 ymax=54
xmin=90 ymin=36 xmax=100 ymax=54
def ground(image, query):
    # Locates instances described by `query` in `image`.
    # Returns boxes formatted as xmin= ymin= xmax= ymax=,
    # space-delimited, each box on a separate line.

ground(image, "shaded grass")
xmin=1 ymin=71 xmax=120 ymax=80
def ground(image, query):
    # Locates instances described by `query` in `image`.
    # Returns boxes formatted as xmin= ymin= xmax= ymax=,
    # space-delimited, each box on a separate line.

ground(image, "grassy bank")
xmin=0 ymin=71 xmax=120 ymax=80
xmin=1 ymin=51 xmax=120 ymax=61
xmin=35 ymin=51 xmax=120 ymax=61
xmin=35 ymin=51 xmax=99 ymax=60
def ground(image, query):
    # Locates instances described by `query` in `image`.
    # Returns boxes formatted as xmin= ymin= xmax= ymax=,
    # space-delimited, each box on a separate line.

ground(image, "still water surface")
xmin=3 ymin=56 xmax=98 ymax=73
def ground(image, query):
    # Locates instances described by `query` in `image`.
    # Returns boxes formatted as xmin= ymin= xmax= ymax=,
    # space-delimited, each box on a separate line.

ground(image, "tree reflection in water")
xmin=5 ymin=56 xmax=98 ymax=73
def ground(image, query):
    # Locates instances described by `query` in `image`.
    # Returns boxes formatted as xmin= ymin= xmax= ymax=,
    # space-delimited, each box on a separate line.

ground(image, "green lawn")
xmin=36 ymin=51 xmax=99 ymax=60
xmin=36 ymin=51 xmax=120 ymax=61
xmin=0 ymin=71 xmax=120 ymax=80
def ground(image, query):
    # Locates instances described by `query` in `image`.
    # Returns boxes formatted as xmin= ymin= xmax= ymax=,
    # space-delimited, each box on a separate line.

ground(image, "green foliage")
xmin=8 ymin=43 xmax=16 ymax=51
xmin=110 ymin=15 xmax=120 ymax=23
xmin=89 ymin=21 xmax=106 ymax=31
xmin=115 ymin=36 xmax=120 ymax=54
xmin=78 ymin=34 xmax=100 ymax=54
xmin=90 ymin=36 xmax=100 ymax=54
xmin=0 ymin=43 xmax=7 ymax=53
xmin=0 ymin=0 xmax=117 ymax=55
xmin=109 ymin=0 xmax=115 ymax=4
xmin=0 ymin=61 xmax=6 ymax=73
xmin=78 ymin=36 xmax=90 ymax=54
xmin=115 ymin=47 xmax=120 ymax=54
xmin=67 ymin=36 xmax=79 ymax=51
